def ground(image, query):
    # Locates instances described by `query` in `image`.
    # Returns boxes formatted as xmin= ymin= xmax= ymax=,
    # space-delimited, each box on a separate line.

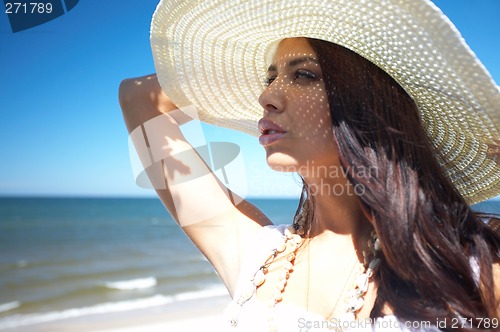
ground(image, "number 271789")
xmin=5 ymin=2 xmax=53 ymax=14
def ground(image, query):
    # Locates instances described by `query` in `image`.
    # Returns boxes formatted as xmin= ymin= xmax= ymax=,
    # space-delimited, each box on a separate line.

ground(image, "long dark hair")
xmin=307 ymin=38 xmax=500 ymax=330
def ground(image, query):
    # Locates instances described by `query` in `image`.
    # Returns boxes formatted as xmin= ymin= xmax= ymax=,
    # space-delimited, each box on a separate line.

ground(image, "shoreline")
xmin=0 ymin=295 xmax=231 ymax=332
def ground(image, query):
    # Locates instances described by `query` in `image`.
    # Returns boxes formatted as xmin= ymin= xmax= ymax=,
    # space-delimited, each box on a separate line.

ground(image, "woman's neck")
xmin=304 ymin=175 xmax=372 ymax=248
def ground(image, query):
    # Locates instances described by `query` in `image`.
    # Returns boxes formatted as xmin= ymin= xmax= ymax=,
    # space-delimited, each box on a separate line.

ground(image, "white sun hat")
xmin=150 ymin=0 xmax=500 ymax=204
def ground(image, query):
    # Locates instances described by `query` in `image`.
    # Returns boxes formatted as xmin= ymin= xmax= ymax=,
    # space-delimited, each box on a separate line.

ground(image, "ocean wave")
xmin=0 ymin=302 xmax=20 ymax=314
xmin=0 ymin=295 xmax=172 ymax=330
xmin=16 ymin=260 xmax=28 ymax=268
xmin=104 ymin=277 xmax=157 ymax=290
xmin=0 ymin=287 xmax=229 ymax=330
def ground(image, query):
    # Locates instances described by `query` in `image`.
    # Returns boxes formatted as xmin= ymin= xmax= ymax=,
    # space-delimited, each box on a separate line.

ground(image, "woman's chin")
xmin=265 ymin=153 xmax=300 ymax=173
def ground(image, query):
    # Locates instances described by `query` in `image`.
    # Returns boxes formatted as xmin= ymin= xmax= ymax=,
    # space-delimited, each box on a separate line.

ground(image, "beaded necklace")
xmin=227 ymin=205 xmax=381 ymax=331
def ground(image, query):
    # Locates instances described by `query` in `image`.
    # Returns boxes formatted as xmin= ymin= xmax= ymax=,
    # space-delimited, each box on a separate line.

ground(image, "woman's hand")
xmin=119 ymin=74 xmax=191 ymax=131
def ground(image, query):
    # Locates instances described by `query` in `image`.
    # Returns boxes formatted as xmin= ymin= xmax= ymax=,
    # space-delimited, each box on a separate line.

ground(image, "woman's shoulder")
xmin=261 ymin=223 xmax=289 ymax=235
xmin=238 ymin=223 xmax=288 ymax=270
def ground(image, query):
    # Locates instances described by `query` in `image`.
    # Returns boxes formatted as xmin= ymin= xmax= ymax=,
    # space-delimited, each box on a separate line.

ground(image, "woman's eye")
xmin=264 ymin=70 xmax=316 ymax=87
xmin=294 ymin=69 xmax=317 ymax=80
xmin=264 ymin=76 xmax=276 ymax=86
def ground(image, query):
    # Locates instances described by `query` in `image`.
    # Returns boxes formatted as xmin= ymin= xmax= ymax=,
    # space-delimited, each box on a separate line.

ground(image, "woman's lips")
xmin=258 ymin=118 xmax=287 ymax=146
xmin=259 ymin=131 xmax=287 ymax=145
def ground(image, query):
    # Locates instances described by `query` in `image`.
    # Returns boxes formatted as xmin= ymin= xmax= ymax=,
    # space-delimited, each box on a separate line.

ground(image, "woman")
xmin=120 ymin=0 xmax=500 ymax=330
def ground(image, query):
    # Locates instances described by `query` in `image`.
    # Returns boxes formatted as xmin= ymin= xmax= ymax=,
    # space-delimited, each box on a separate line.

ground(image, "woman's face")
xmin=258 ymin=38 xmax=339 ymax=174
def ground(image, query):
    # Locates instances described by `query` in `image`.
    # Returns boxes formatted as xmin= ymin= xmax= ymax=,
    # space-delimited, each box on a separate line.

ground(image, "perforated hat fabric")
xmin=150 ymin=0 xmax=500 ymax=204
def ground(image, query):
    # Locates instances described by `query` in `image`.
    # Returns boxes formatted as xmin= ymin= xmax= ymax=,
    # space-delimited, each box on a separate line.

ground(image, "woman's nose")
xmin=258 ymin=80 xmax=285 ymax=113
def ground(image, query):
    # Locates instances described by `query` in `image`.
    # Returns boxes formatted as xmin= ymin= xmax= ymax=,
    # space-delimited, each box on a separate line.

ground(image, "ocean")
xmin=0 ymin=197 xmax=498 ymax=330
xmin=0 ymin=197 xmax=299 ymax=330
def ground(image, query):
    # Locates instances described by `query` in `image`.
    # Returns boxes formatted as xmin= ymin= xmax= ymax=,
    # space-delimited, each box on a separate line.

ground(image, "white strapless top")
xmin=224 ymin=224 xmax=441 ymax=331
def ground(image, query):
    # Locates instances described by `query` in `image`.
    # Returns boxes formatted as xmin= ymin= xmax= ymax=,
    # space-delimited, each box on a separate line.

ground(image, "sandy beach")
xmin=2 ymin=295 xmax=231 ymax=332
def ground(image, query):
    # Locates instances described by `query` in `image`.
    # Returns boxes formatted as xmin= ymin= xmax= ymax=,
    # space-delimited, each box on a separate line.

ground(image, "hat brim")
xmin=150 ymin=0 xmax=500 ymax=204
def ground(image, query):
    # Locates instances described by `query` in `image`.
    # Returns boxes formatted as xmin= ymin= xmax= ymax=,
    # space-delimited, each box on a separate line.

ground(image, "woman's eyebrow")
xmin=288 ymin=56 xmax=319 ymax=67
xmin=267 ymin=56 xmax=319 ymax=72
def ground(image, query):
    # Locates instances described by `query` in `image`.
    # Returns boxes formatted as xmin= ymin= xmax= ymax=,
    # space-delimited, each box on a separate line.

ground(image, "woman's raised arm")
xmin=118 ymin=74 xmax=272 ymax=295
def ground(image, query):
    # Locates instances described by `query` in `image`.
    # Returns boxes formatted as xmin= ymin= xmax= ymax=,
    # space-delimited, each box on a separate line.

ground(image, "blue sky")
xmin=0 ymin=0 xmax=499 ymax=199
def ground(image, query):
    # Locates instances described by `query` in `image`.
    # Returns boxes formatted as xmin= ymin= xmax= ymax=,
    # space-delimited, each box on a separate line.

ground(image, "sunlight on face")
xmin=258 ymin=38 xmax=339 ymax=176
